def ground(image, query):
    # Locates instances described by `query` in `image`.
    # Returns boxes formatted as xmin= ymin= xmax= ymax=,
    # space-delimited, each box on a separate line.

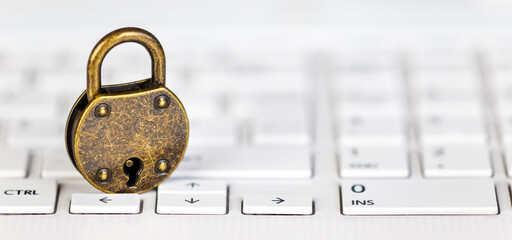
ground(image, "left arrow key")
xmin=99 ymin=197 xmax=112 ymax=203
xmin=70 ymin=193 xmax=140 ymax=214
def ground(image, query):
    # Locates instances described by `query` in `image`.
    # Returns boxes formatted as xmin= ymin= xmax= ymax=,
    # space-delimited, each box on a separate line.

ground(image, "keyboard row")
xmin=3 ymin=146 xmax=512 ymax=179
xmin=0 ymin=179 xmax=499 ymax=215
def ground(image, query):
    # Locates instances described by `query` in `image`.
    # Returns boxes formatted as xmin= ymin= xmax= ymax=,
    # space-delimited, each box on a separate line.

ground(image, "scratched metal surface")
xmin=70 ymin=86 xmax=188 ymax=193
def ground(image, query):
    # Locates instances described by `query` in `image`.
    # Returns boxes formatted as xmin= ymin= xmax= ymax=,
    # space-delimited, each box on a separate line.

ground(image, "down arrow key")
xmin=184 ymin=198 xmax=200 ymax=204
xmin=157 ymin=194 xmax=227 ymax=214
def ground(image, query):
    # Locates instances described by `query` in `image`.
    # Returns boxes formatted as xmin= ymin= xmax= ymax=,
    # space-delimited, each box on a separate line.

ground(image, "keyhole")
xmin=123 ymin=158 xmax=142 ymax=188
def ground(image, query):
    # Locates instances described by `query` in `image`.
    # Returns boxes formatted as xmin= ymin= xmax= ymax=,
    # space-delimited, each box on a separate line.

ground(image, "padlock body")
xmin=66 ymin=79 xmax=189 ymax=193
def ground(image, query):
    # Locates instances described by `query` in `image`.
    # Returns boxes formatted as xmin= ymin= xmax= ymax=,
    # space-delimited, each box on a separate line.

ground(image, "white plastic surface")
xmin=188 ymin=118 xmax=238 ymax=146
xmin=422 ymin=144 xmax=492 ymax=177
xmin=418 ymin=116 xmax=487 ymax=144
xmin=69 ymin=193 xmax=141 ymax=214
xmin=252 ymin=116 xmax=310 ymax=146
xmin=242 ymin=194 xmax=313 ymax=215
xmin=0 ymin=179 xmax=57 ymax=214
xmin=158 ymin=180 xmax=227 ymax=194
xmin=39 ymin=150 xmax=82 ymax=179
xmin=339 ymin=145 xmax=409 ymax=178
xmin=341 ymin=179 xmax=498 ymax=215
xmin=338 ymin=116 xmax=406 ymax=145
xmin=175 ymin=146 xmax=312 ymax=179
xmin=0 ymin=148 xmax=29 ymax=178
xmin=157 ymin=193 xmax=227 ymax=214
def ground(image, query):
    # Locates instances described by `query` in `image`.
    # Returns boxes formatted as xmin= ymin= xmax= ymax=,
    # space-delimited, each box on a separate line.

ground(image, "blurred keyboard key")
xmin=501 ymin=145 xmax=512 ymax=177
xmin=497 ymin=115 xmax=512 ymax=145
xmin=410 ymin=51 xmax=477 ymax=69
xmin=339 ymin=145 xmax=409 ymax=178
xmin=418 ymin=116 xmax=487 ymax=144
xmin=335 ymin=51 xmax=400 ymax=69
xmin=490 ymin=69 xmax=512 ymax=102
xmin=338 ymin=90 xmax=405 ymax=104
xmin=334 ymin=69 xmax=403 ymax=93
xmin=224 ymin=51 xmax=306 ymax=70
xmin=251 ymin=117 xmax=310 ymax=146
xmin=412 ymin=69 xmax=480 ymax=91
xmin=422 ymin=144 xmax=492 ymax=177
xmin=416 ymin=102 xmax=483 ymax=117
xmin=39 ymin=150 xmax=81 ymax=179
xmin=6 ymin=120 xmax=64 ymax=148
xmin=339 ymin=116 xmax=406 ymax=145
xmin=0 ymin=148 xmax=29 ymax=178
xmin=0 ymin=96 xmax=58 ymax=121
xmin=496 ymin=100 xmax=512 ymax=117
xmin=188 ymin=118 xmax=238 ymax=147
xmin=227 ymin=92 xmax=306 ymax=119
xmin=337 ymin=101 xmax=405 ymax=117
xmin=0 ymin=72 xmax=32 ymax=93
xmin=416 ymin=88 xmax=481 ymax=103
xmin=193 ymin=71 xmax=307 ymax=93
xmin=34 ymin=71 xmax=84 ymax=95
xmin=177 ymin=93 xmax=225 ymax=120
xmin=174 ymin=147 xmax=311 ymax=179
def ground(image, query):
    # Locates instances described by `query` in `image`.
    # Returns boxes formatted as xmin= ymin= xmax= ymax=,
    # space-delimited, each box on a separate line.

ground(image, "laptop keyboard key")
xmin=422 ymin=144 xmax=492 ymax=177
xmin=157 ymin=193 xmax=227 ymax=215
xmin=158 ymin=180 xmax=227 ymax=195
xmin=175 ymin=146 xmax=311 ymax=179
xmin=341 ymin=179 xmax=497 ymax=215
xmin=0 ymin=179 xmax=57 ymax=214
xmin=251 ymin=117 xmax=310 ymax=146
xmin=242 ymin=194 xmax=313 ymax=215
xmin=0 ymin=149 xmax=29 ymax=178
xmin=39 ymin=150 xmax=82 ymax=179
xmin=339 ymin=145 xmax=409 ymax=178
xmin=69 ymin=193 xmax=140 ymax=214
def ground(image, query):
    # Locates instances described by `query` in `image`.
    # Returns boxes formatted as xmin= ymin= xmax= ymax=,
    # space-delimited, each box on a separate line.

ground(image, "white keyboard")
xmin=4 ymin=1 xmax=512 ymax=239
xmin=2 ymin=43 xmax=512 ymax=238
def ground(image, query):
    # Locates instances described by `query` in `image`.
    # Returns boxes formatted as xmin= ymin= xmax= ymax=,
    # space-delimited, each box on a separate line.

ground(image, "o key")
xmin=351 ymin=184 xmax=366 ymax=193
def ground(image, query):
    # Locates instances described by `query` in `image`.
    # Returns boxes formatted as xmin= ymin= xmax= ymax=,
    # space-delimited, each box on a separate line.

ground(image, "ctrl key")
xmin=0 ymin=179 xmax=57 ymax=214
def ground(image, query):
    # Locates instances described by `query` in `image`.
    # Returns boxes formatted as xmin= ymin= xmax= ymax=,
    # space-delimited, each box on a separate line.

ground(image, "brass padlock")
xmin=65 ymin=27 xmax=189 ymax=193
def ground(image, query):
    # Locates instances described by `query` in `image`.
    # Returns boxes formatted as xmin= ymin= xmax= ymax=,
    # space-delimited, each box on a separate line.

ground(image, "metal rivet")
xmin=94 ymin=103 xmax=110 ymax=118
xmin=155 ymin=159 xmax=171 ymax=174
xmin=125 ymin=159 xmax=134 ymax=167
xmin=96 ymin=168 xmax=111 ymax=183
xmin=154 ymin=95 xmax=170 ymax=109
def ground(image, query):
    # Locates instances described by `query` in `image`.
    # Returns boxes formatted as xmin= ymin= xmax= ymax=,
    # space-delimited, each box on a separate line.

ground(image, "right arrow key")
xmin=243 ymin=195 xmax=313 ymax=215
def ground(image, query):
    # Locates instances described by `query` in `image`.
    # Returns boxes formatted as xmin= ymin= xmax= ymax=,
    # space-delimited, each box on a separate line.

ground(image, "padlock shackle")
xmin=87 ymin=27 xmax=165 ymax=102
